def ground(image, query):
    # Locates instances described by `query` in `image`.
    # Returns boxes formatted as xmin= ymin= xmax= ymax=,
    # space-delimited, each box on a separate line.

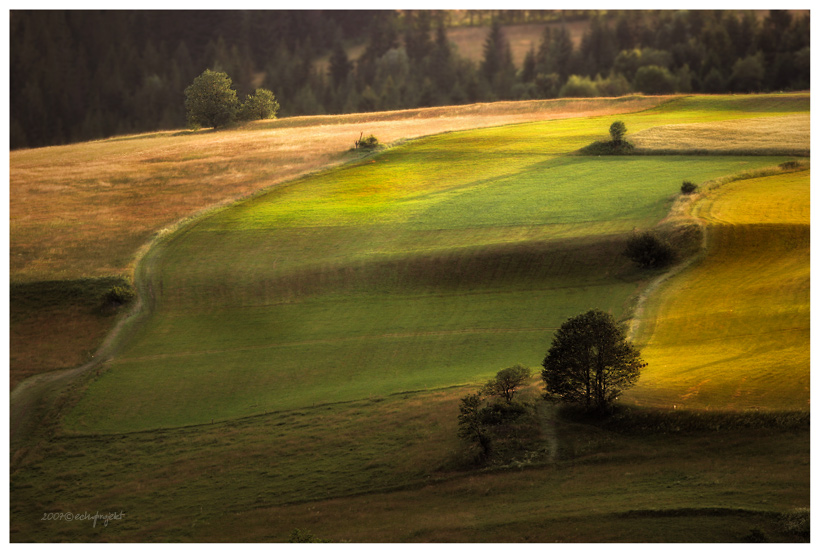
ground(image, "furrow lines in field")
xmin=117 ymin=327 xmax=560 ymax=363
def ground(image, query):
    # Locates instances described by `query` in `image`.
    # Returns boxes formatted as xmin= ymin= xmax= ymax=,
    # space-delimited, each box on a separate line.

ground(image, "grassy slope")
xmin=11 ymin=385 xmax=809 ymax=542
xmin=626 ymin=170 xmax=810 ymax=410
xmin=63 ymin=95 xmax=806 ymax=433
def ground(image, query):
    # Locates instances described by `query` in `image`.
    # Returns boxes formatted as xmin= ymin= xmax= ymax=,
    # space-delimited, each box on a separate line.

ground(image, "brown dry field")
xmin=10 ymin=96 xmax=664 ymax=284
xmin=630 ymin=113 xmax=810 ymax=154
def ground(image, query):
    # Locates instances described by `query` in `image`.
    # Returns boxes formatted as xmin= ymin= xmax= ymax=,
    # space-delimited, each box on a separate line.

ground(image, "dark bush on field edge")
xmin=623 ymin=231 xmax=675 ymax=269
xmin=355 ymin=134 xmax=380 ymax=149
xmin=680 ymin=180 xmax=698 ymax=194
xmin=102 ymin=284 xmax=136 ymax=308
xmin=579 ymin=139 xmax=635 ymax=155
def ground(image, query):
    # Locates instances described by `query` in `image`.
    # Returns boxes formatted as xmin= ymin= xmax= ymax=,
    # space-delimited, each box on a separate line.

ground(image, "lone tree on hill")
xmin=184 ymin=69 xmax=239 ymax=129
xmin=542 ymin=309 xmax=645 ymax=412
xmin=609 ymin=120 xmax=627 ymax=144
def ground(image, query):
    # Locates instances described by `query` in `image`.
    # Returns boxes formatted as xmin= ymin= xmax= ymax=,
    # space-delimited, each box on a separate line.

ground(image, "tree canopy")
xmin=542 ymin=309 xmax=644 ymax=411
xmin=482 ymin=364 xmax=532 ymax=404
xmin=10 ymin=10 xmax=811 ymax=149
xmin=609 ymin=120 xmax=627 ymax=143
xmin=184 ymin=69 xmax=239 ymax=129
xmin=239 ymin=88 xmax=280 ymax=121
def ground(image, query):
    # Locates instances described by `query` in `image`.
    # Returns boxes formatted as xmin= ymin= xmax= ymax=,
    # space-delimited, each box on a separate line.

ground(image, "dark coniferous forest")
xmin=9 ymin=9 xmax=810 ymax=150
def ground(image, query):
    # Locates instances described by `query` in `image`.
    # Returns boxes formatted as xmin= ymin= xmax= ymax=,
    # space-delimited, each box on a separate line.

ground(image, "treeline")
xmin=10 ymin=10 xmax=810 ymax=150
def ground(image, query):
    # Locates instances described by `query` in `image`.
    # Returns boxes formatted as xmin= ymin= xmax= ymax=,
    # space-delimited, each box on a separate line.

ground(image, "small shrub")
xmin=579 ymin=140 xmax=635 ymax=155
xmin=680 ymin=180 xmax=698 ymax=194
xmin=355 ymin=133 xmax=380 ymax=149
xmin=624 ymin=231 xmax=675 ymax=269
xmin=779 ymin=160 xmax=801 ymax=170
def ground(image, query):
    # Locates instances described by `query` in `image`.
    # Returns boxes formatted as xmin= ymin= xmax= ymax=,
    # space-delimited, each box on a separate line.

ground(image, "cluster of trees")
xmin=459 ymin=310 xmax=645 ymax=462
xmin=11 ymin=10 xmax=809 ymax=149
xmin=184 ymin=69 xmax=278 ymax=129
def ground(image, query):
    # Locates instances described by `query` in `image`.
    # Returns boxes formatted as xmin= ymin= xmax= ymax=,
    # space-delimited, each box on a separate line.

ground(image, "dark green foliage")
xmin=779 ymin=160 xmax=802 ymax=170
xmin=10 ymin=277 xmax=132 ymax=314
xmin=238 ymin=88 xmax=279 ymax=121
xmin=609 ymin=120 xmax=627 ymax=143
xmin=103 ymin=284 xmax=136 ymax=307
xmin=580 ymin=120 xmax=635 ymax=155
xmin=623 ymin=231 xmax=675 ymax=269
xmin=184 ymin=69 xmax=239 ymax=129
xmin=355 ymin=134 xmax=380 ymax=149
xmin=458 ymin=365 xmax=541 ymax=464
xmin=680 ymin=180 xmax=698 ymax=194
xmin=633 ymin=65 xmax=677 ymax=94
xmin=457 ymin=392 xmax=492 ymax=459
xmin=579 ymin=139 xmax=635 ymax=155
xmin=542 ymin=309 xmax=644 ymax=412
xmin=9 ymin=10 xmax=811 ymax=149
xmin=481 ymin=364 xmax=531 ymax=403
xmin=478 ymin=401 xmax=528 ymax=426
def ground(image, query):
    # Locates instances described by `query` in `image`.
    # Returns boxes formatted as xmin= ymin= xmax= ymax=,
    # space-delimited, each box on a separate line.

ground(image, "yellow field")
xmin=626 ymin=170 xmax=810 ymax=410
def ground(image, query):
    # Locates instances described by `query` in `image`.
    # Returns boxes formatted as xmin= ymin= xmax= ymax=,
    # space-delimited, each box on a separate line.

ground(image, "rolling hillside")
xmin=62 ymin=94 xmax=808 ymax=433
xmin=9 ymin=93 xmax=810 ymax=543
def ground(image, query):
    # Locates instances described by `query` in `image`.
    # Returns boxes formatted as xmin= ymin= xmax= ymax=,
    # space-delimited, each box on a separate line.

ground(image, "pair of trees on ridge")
xmin=184 ymin=69 xmax=279 ymax=129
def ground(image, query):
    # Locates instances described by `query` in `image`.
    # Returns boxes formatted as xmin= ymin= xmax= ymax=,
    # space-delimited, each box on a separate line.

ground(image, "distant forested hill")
xmin=9 ymin=9 xmax=810 ymax=150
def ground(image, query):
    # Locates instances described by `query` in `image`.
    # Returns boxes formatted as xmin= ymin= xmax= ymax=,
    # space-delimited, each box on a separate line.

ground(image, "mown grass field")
xmin=10 ymin=93 xmax=810 ymax=542
xmin=62 ymin=95 xmax=805 ymax=434
xmin=627 ymin=169 xmax=810 ymax=410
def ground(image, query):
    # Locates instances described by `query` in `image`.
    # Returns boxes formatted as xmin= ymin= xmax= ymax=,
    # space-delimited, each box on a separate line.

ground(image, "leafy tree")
xmin=542 ymin=309 xmax=645 ymax=411
xmin=559 ymin=75 xmax=599 ymax=97
xmin=482 ymin=364 xmax=532 ymax=404
xmin=457 ymin=392 xmax=492 ymax=458
xmin=609 ymin=120 xmax=627 ymax=143
xmin=184 ymin=69 xmax=239 ymax=129
xmin=239 ymin=88 xmax=280 ymax=121
xmin=729 ymin=53 xmax=765 ymax=92
xmin=633 ymin=65 xmax=676 ymax=94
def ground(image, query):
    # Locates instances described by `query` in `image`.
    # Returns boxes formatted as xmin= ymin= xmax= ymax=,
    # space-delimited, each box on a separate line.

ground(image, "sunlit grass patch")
xmin=627 ymin=170 xmax=809 ymax=410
